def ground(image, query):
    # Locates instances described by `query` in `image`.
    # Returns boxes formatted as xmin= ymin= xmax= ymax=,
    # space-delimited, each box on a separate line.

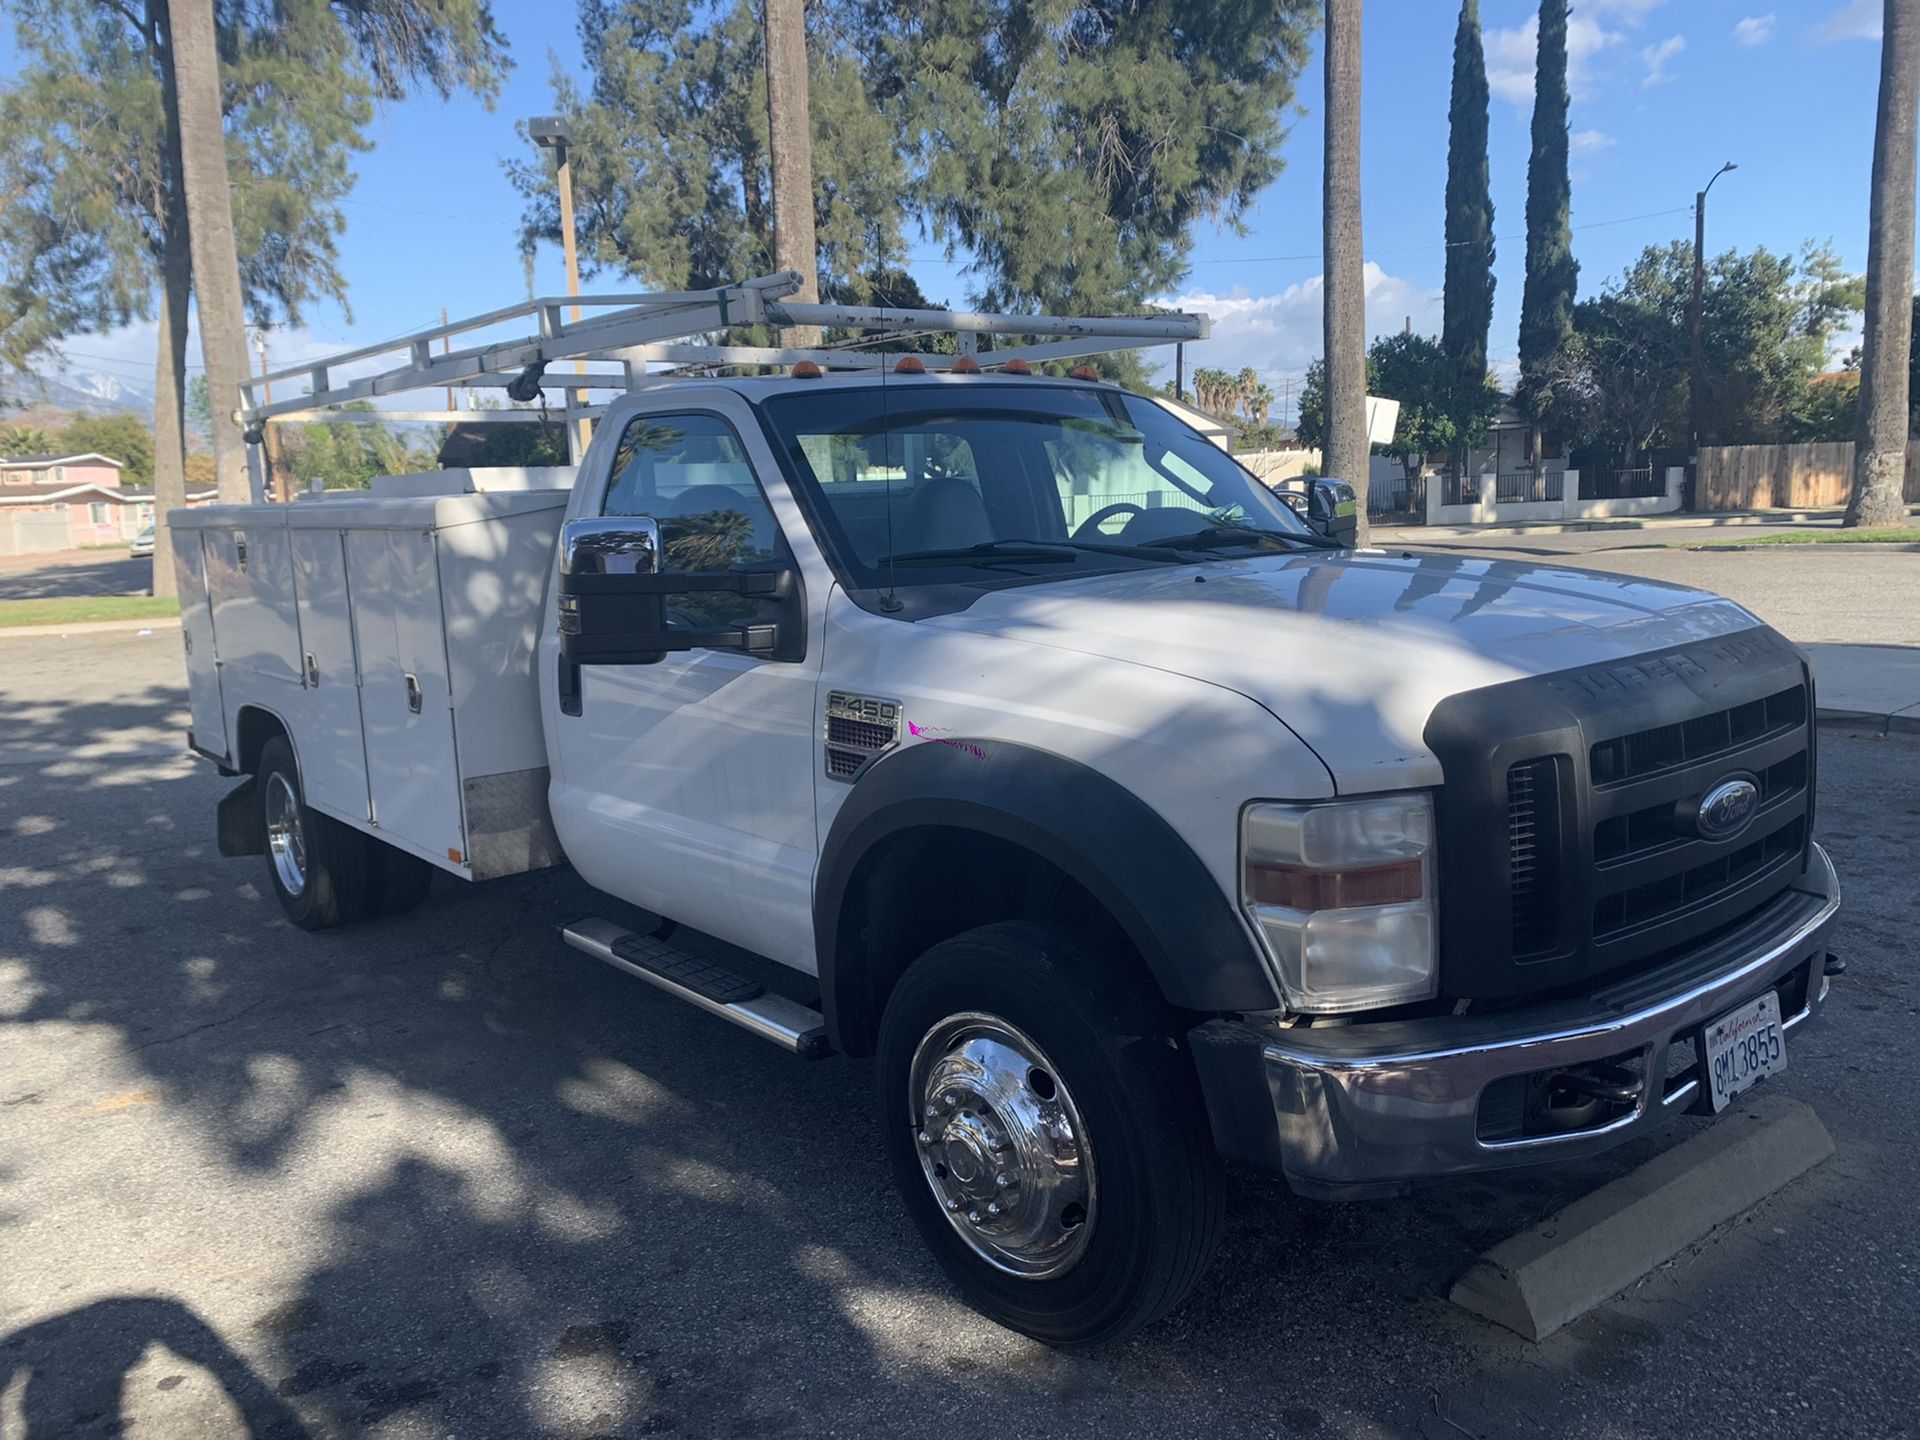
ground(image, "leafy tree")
xmin=1555 ymin=240 xmax=1863 ymax=463
xmin=57 ymin=412 xmax=155 ymax=487
xmin=1517 ymin=0 xmax=1577 ymax=443
xmin=1787 ymin=372 xmax=1860 ymax=443
xmin=1300 ymin=335 xmax=1500 ymax=481
xmin=518 ymin=0 xmax=1318 ymax=320
xmin=1442 ymin=0 xmax=1494 ymax=473
xmin=277 ymin=405 xmax=437 ymax=490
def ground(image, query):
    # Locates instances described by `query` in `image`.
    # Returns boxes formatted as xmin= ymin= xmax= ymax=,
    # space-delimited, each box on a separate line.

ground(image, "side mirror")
xmin=557 ymin=515 xmax=801 ymax=665
xmin=1303 ymin=478 xmax=1359 ymax=547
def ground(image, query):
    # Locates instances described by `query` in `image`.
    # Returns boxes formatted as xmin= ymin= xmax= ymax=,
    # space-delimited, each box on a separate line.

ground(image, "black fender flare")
xmin=814 ymin=738 xmax=1278 ymax=1054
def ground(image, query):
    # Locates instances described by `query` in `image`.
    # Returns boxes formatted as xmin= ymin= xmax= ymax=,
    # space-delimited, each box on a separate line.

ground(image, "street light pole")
xmin=530 ymin=117 xmax=590 ymax=461
xmin=1689 ymin=161 xmax=1737 ymax=506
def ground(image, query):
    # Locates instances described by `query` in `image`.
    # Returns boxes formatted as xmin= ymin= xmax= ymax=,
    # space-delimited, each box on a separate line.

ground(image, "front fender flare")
xmin=814 ymin=738 xmax=1278 ymax=1054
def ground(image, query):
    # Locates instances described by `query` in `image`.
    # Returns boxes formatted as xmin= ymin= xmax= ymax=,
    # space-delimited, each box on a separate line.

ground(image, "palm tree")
xmin=1847 ymin=0 xmax=1919 ymax=528
xmin=1323 ymin=0 xmax=1370 ymax=542
xmin=167 ymin=0 xmax=252 ymax=503
xmin=764 ymin=0 xmax=821 ymax=350
xmin=0 ymin=425 xmax=51 ymax=454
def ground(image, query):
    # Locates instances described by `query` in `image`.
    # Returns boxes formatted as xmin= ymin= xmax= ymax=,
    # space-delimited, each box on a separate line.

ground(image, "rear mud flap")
xmin=217 ymin=777 xmax=265 ymax=857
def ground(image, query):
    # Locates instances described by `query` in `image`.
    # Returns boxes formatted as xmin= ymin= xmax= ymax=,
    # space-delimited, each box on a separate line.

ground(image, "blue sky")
xmin=24 ymin=0 xmax=1894 ymax=427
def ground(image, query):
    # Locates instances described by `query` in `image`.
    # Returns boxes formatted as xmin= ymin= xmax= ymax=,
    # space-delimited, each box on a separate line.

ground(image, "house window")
xmin=89 ymin=503 xmax=110 ymax=524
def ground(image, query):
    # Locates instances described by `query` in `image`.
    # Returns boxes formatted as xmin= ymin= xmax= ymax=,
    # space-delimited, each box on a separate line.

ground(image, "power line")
xmin=1182 ymin=204 xmax=1694 ymax=266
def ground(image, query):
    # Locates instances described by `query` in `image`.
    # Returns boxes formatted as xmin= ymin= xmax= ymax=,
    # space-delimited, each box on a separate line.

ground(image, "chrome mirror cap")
xmin=559 ymin=516 xmax=663 ymax=577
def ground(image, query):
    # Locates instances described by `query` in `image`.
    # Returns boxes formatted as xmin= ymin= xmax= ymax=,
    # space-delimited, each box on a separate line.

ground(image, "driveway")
xmin=1 ymin=632 xmax=1916 ymax=1438
xmin=0 ymin=547 xmax=153 ymax=601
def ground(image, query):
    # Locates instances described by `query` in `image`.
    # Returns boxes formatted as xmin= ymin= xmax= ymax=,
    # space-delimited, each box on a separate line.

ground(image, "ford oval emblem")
xmin=1695 ymin=775 xmax=1761 ymax=840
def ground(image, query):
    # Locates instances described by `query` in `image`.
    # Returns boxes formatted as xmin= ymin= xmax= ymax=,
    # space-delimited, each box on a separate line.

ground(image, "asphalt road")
xmin=2 ymin=632 xmax=1917 ymax=1439
xmin=0 ymin=548 xmax=153 ymax=601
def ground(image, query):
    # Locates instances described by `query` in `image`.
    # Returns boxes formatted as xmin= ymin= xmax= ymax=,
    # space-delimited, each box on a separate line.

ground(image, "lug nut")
xmin=986 ymin=1201 xmax=1002 ymax=1217
xmin=966 ymin=1209 xmax=982 ymax=1225
xmin=942 ymin=1091 xmax=960 ymax=1109
xmin=995 ymin=1172 xmax=1014 ymax=1189
xmin=987 ymin=1134 xmax=1008 ymax=1152
xmin=946 ymin=1197 xmax=962 ymax=1212
xmin=917 ymin=1130 xmax=933 ymax=1146
xmin=924 ymin=1102 xmax=941 ymax=1119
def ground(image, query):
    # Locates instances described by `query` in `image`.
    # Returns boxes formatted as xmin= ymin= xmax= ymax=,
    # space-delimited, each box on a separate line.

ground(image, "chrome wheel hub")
xmin=265 ymin=772 xmax=308 ymax=897
xmin=909 ymin=1012 xmax=1095 ymax=1278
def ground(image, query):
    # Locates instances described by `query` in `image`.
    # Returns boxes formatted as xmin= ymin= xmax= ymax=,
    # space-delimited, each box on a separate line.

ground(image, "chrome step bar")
xmin=561 ymin=917 xmax=830 ymax=1059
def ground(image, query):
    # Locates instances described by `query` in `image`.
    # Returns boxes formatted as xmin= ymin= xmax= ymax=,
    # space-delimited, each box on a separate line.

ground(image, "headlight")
xmin=1240 ymin=793 xmax=1437 ymax=1014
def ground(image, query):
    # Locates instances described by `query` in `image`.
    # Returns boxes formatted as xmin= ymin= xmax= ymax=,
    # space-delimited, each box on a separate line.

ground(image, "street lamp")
xmin=1688 ymin=161 xmax=1737 ymax=505
xmin=530 ymin=116 xmax=589 ymax=460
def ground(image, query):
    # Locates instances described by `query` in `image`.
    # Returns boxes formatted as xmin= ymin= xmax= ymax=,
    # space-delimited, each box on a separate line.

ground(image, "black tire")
xmin=257 ymin=735 xmax=368 ymax=930
xmin=362 ymin=841 xmax=435 ymax=918
xmin=875 ymin=921 xmax=1224 ymax=1345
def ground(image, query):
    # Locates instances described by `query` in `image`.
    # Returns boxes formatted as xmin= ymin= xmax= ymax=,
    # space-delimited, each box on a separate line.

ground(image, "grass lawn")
xmin=1694 ymin=528 xmax=1920 ymax=547
xmin=0 ymin=595 xmax=180 ymax=628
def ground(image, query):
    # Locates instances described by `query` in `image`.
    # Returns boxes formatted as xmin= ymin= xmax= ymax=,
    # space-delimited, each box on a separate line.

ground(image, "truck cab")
xmin=175 ymin=281 xmax=1840 ymax=1345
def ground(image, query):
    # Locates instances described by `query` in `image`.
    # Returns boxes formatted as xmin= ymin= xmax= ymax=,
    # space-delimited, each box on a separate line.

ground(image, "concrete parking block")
xmin=1450 ymin=1093 xmax=1834 ymax=1341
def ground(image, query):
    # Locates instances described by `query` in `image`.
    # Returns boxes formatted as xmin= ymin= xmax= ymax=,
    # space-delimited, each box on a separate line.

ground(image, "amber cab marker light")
xmin=1069 ymin=363 xmax=1100 ymax=381
xmin=1000 ymin=359 xmax=1033 ymax=375
xmin=951 ymin=355 xmax=982 ymax=374
xmin=1244 ymin=858 xmax=1423 ymax=910
xmin=790 ymin=360 xmax=824 ymax=379
xmin=894 ymin=355 xmax=926 ymax=374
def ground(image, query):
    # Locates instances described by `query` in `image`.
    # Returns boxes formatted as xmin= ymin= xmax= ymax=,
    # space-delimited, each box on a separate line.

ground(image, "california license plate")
xmin=1702 ymin=990 xmax=1786 ymax=1111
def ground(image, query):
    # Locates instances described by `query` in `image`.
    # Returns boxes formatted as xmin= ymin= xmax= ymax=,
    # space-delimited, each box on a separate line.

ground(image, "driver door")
xmin=545 ymin=408 xmax=822 ymax=968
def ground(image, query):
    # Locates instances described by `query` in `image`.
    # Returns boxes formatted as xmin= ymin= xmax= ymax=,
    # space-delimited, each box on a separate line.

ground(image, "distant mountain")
xmin=0 ymin=364 xmax=156 ymax=420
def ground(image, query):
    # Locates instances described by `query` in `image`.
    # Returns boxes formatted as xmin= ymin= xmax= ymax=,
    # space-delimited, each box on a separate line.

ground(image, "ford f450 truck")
xmin=171 ymin=279 xmax=1839 ymax=1344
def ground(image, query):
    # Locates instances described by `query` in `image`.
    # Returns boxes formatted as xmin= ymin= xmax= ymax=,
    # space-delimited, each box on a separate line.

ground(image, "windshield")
xmin=757 ymin=383 xmax=1311 ymax=589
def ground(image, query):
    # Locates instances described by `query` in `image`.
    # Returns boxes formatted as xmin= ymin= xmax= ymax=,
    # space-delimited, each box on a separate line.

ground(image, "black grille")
xmin=1431 ymin=628 xmax=1816 ymax=1000
xmin=1507 ymin=758 xmax=1562 ymax=959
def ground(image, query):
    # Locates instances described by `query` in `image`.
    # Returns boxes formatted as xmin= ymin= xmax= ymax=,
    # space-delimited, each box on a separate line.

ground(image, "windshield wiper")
xmin=877 ymin=539 xmax=1187 ymax=566
xmin=1143 ymin=526 xmax=1338 ymax=553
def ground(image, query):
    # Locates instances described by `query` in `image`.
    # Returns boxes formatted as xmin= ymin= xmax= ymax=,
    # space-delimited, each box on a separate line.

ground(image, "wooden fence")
xmin=1698 ymin=441 xmax=1920 ymax=510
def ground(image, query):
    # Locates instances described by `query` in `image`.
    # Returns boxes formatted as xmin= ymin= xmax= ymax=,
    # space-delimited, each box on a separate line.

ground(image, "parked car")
xmin=168 ymin=285 xmax=1838 ymax=1346
xmin=129 ymin=524 xmax=155 ymax=557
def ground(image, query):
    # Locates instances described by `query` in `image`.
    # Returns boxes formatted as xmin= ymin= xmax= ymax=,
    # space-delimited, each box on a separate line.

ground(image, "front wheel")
xmin=874 ymin=922 xmax=1223 ymax=1345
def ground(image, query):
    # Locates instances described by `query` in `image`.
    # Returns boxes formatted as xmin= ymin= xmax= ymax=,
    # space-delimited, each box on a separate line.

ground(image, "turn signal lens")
xmin=894 ymin=355 xmax=926 ymax=374
xmin=790 ymin=360 xmax=824 ymax=378
xmin=1000 ymin=359 xmax=1032 ymax=375
xmin=951 ymin=355 xmax=982 ymax=374
xmin=1068 ymin=364 xmax=1100 ymax=380
xmin=1240 ymin=794 xmax=1438 ymax=1014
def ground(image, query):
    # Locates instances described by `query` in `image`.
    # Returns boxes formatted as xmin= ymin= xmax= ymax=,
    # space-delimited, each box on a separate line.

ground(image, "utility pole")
xmin=443 ymin=306 xmax=454 ymax=415
xmin=1689 ymin=161 xmax=1737 ymax=508
xmin=530 ymin=117 xmax=590 ymax=459
xmin=1175 ymin=343 xmax=1185 ymax=402
xmin=764 ymin=0 xmax=821 ymax=351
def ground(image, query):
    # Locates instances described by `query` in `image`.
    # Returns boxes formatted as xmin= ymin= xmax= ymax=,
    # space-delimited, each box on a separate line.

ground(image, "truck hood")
xmin=920 ymin=549 xmax=1765 ymax=791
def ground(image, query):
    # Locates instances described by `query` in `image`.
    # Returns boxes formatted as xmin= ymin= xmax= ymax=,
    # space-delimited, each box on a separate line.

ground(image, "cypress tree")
xmin=1442 ymin=0 xmax=1494 ymax=472
xmin=1518 ymin=0 xmax=1579 ymax=434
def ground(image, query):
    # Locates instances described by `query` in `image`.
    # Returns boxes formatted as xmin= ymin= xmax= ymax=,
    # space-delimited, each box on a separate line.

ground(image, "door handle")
xmin=404 ymin=672 xmax=422 ymax=714
xmin=305 ymin=651 xmax=319 ymax=686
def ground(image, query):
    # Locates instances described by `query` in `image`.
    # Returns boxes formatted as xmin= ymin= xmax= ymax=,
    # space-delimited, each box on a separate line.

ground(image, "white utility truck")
xmin=173 ymin=275 xmax=1840 ymax=1344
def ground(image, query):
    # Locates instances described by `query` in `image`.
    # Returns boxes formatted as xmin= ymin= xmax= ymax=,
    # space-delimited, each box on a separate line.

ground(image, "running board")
xmin=561 ymin=918 xmax=830 ymax=1059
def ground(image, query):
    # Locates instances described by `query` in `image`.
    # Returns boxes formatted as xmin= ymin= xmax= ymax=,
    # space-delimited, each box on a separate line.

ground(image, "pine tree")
xmin=1517 ymin=0 xmax=1578 ymax=448
xmin=1442 ymin=0 xmax=1494 ymax=472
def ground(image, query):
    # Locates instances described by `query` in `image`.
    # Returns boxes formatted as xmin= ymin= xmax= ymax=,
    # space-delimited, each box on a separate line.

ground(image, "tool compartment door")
xmin=345 ymin=528 xmax=465 ymax=868
xmin=291 ymin=528 xmax=372 ymax=823
xmin=171 ymin=530 xmax=227 ymax=758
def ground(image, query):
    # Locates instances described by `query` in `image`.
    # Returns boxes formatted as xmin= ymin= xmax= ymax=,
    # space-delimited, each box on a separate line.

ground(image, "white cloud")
xmin=1819 ymin=0 xmax=1881 ymax=42
xmin=1641 ymin=34 xmax=1686 ymax=86
xmin=1486 ymin=0 xmax=1668 ymax=107
xmin=1152 ymin=265 xmax=1444 ymax=412
xmin=1732 ymin=14 xmax=1776 ymax=46
xmin=1571 ymin=128 xmax=1617 ymax=154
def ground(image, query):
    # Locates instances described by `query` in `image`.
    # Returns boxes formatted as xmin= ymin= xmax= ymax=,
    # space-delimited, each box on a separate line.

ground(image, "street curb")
xmin=0 ymin=615 xmax=181 ymax=640
xmin=1449 ymin=1093 xmax=1833 ymax=1342
xmin=1817 ymin=706 xmax=1920 ymax=738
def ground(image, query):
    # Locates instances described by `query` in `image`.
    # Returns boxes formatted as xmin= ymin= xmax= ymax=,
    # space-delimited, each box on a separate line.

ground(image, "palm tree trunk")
xmin=1322 ymin=0 xmax=1370 ymax=543
xmin=148 ymin=0 xmax=191 ymax=597
xmin=168 ymin=0 xmax=254 ymax=503
xmin=764 ymin=0 xmax=820 ymax=350
xmin=1848 ymin=0 xmax=1920 ymax=528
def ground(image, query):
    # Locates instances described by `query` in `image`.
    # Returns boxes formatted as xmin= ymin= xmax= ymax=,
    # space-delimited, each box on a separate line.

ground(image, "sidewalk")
xmin=1373 ymin=506 xmax=1882 ymax=544
xmin=1806 ymin=643 xmax=1920 ymax=736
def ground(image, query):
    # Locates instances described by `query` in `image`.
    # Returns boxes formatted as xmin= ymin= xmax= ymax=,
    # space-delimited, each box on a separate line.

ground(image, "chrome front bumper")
xmin=1190 ymin=843 xmax=1840 ymax=1199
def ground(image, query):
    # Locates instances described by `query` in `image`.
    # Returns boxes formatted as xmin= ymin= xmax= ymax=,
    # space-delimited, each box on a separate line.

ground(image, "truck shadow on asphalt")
xmin=0 ymin=674 xmax=1899 ymax=1437
xmin=0 ymin=553 xmax=152 ymax=601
